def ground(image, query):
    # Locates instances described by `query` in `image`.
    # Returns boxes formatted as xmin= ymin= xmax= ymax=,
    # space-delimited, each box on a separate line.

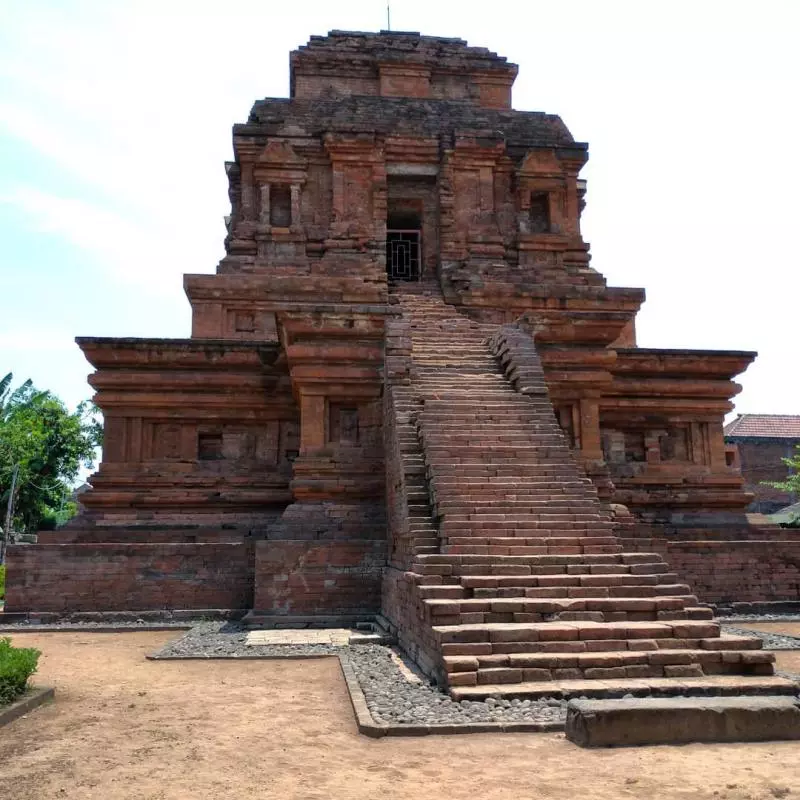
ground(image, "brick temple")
xmin=8 ymin=31 xmax=800 ymax=695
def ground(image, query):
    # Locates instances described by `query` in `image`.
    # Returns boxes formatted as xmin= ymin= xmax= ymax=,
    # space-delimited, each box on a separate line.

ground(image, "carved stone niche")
xmin=323 ymin=134 xmax=382 ymax=240
xmin=516 ymin=149 xmax=568 ymax=239
xmin=253 ymin=140 xmax=308 ymax=234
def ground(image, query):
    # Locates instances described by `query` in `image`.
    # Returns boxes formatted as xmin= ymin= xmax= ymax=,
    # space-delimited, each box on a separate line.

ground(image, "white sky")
xmin=1 ymin=0 xmax=798 ymax=417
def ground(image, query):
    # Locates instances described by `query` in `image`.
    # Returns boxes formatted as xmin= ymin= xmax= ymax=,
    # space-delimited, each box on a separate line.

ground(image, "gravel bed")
xmin=149 ymin=622 xmax=568 ymax=727
xmin=151 ymin=622 xmax=337 ymax=658
xmin=347 ymin=646 xmax=566 ymax=727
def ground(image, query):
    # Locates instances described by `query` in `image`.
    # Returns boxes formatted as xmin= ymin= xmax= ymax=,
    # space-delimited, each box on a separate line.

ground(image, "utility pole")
xmin=387 ymin=3 xmax=391 ymax=31
xmin=1 ymin=463 xmax=20 ymax=564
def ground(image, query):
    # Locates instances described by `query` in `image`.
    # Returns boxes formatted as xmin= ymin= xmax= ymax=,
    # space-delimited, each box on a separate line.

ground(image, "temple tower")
xmin=6 ymin=31 xmax=795 ymax=637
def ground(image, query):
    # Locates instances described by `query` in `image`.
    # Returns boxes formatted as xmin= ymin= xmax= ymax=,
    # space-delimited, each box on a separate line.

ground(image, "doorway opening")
xmin=386 ymin=209 xmax=421 ymax=282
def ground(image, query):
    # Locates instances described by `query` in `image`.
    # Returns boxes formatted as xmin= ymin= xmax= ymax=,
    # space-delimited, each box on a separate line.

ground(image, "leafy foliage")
xmin=765 ymin=444 xmax=800 ymax=495
xmin=764 ymin=443 xmax=800 ymax=527
xmin=0 ymin=637 xmax=41 ymax=706
xmin=1 ymin=372 xmax=102 ymax=536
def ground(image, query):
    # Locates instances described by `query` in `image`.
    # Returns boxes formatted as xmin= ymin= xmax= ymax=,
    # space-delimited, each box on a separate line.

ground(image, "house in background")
xmin=724 ymin=414 xmax=800 ymax=514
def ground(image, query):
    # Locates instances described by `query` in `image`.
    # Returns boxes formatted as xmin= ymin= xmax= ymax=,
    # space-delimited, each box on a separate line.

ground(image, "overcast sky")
xmin=1 ymin=0 xmax=798 ymax=417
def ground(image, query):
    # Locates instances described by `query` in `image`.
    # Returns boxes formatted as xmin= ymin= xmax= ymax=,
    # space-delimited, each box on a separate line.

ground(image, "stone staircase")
xmin=388 ymin=284 xmax=795 ymax=701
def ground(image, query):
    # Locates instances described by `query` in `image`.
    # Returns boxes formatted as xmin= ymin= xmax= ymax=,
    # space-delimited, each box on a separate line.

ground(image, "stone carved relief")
xmin=257 ymin=140 xmax=306 ymax=168
xmin=152 ymin=424 xmax=182 ymax=460
xmin=342 ymin=166 xmax=373 ymax=224
xmin=602 ymin=426 xmax=697 ymax=468
xmin=453 ymin=169 xmax=480 ymax=225
xmin=329 ymin=404 xmax=360 ymax=444
xmin=192 ymin=422 xmax=300 ymax=470
xmin=659 ymin=427 xmax=690 ymax=462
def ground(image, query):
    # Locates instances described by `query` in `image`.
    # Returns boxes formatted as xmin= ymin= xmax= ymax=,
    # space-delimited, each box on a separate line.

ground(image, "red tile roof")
xmin=724 ymin=414 xmax=800 ymax=438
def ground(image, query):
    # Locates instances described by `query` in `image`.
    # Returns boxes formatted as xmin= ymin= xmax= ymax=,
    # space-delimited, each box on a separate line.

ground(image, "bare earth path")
xmin=0 ymin=632 xmax=798 ymax=800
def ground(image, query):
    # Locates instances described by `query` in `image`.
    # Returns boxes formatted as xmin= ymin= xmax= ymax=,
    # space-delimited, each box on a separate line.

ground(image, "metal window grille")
xmin=386 ymin=230 xmax=421 ymax=281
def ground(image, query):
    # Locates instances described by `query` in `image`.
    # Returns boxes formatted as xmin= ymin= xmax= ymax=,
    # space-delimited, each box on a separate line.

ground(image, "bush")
xmin=0 ymin=637 xmax=40 ymax=706
xmin=0 ymin=564 xmax=5 ymax=600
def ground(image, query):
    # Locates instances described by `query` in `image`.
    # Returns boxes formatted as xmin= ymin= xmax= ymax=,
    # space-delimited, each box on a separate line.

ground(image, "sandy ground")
xmin=734 ymin=623 xmax=800 ymax=675
xmin=0 ymin=632 xmax=798 ymax=800
xmin=775 ymin=651 xmax=800 ymax=673
xmin=737 ymin=622 xmax=800 ymax=638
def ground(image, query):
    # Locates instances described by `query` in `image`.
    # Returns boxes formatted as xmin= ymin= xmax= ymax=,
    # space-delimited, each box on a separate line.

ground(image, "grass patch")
xmin=0 ymin=637 xmax=40 ymax=706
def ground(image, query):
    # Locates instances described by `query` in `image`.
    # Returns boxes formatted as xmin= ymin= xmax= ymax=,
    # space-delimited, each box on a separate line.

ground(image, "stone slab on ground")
xmin=0 ymin=686 xmax=54 ymax=728
xmin=246 ymin=628 xmax=352 ymax=646
xmin=566 ymin=695 xmax=800 ymax=748
xmin=451 ymin=674 xmax=799 ymax=701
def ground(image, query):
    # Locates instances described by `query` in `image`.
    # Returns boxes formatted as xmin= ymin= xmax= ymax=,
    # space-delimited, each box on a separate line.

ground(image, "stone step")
xmin=409 ymin=573 xmax=688 ymax=592
xmin=470 ymin=588 xmax=696 ymax=606
xmin=460 ymin=573 xmax=680 ymax=588
xmin=418 ymin=585 xmax=468 ymax=599
xmin=432 ymin=480 xmax=595 ymax=491
xmin=444 ymin=647 xmax=775 ymax=683
xmin=448 ymin=675 xmax=796 ymax=702
xmin=438 ymin=512 xmax=611 ymax=523
xmin=432 ymin=619 xmax=721 ymax=646
xmin=425 ymin=598 xmax=693 ymax=626
xmin=440 ymin=633 xmax=764 ymax=657
xmin=433 ymin=487 xmax=596 ymax=496
xmin=429 ymin=466 xmax=591 ymax=476
xmin=437 ymin=523 xmax=616 ymax=535
xmin=424 ymin=440 xmax=570 ymax=450
xmin=416 ymin=553 xmax=662 ymax=567
xmin=416 ymin=563 xmax=671 ymax=580
xmin=438 ymin=508 xmax=605 ymax=519
xmin=685 ymin=606 xmax=715 ymax=620
xmin=443 ymin=536 xmax=618 ymax=548
xmin=421 ymin=418 xmax=555 ymax=425
xmin=443 ymin=545 xmax=623 ymax=557
xmin=427 ymin=596 xmax=690 ymax=617
xmin=428 ymin=462 xmax=585 ymax=472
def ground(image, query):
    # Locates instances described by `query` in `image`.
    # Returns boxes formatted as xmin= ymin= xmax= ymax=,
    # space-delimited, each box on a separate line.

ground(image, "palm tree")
xmin=0 ymin=373 xmax=44 ymax=420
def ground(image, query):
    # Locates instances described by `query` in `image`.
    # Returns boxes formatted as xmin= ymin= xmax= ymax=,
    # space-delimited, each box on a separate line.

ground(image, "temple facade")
xmin=7 ymin=33 xmax=800 ymax=675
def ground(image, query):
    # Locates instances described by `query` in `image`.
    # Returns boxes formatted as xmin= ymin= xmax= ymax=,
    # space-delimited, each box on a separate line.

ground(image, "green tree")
xmin=764 ymin=443 xmax=800 ymax=526
xmin=0 ymin=373 xmax=102 ymax=542
xmin=765 ymin=444 xmax=800 ymax=495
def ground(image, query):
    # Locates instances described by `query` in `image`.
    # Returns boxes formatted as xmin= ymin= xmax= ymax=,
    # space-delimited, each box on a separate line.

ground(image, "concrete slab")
xmin=566 ymin=695 xmax=800 ymax=747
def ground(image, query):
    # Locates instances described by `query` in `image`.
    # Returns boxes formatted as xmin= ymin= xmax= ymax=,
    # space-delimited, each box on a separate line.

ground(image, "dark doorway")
xmin=386 ymin=210 xmax=421 ymax=282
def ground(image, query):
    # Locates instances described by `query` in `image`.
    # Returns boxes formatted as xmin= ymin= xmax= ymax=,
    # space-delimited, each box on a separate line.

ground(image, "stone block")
xmin=566 ymin=696 xmax=800 ymax=747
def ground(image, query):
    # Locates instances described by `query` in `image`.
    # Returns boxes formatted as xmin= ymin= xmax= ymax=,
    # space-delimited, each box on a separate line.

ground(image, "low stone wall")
xmin=381 ymin=566 xmax=442 ymax=679
xmin=4 ymin=542 xmax=252 ymax=612
xmin=251 ymin=500 xmax=386 ymax=616
xmin=620 ymin=526 xmax=800 ymax=604
xmin=253 ymin=538 xmax=384 ymax=615
xmin=36 ymin=527 xmax=249 ymax=544
xmin=662 ymin=541 xmax=800 ymax=604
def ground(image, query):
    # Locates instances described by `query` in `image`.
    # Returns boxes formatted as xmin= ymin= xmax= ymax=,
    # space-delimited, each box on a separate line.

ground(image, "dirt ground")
xmin=737 ymin=622 xmax=800 ymax=638
xmin=0 ymin=632 xmax=799 ymax=800
xmin=775 ymin=651 xmax=800 ymax=674
xmin=734 ymin=623 xmax=800 ymax=676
